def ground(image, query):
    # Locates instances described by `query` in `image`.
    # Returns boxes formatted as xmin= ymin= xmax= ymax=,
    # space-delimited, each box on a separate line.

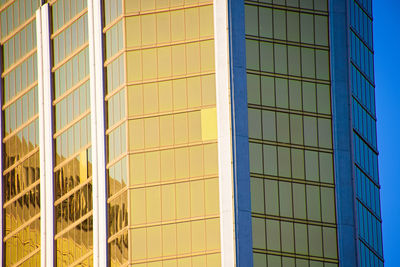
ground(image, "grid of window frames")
xmin=1 ymin=0 xmax=41 ymax=266
xmin=49 ymin=0 xmax=93 ymax=266
xmin=103 ymin=0 xmax=221 ymax=266
xmin=349 ymin=0 xmax=384 ymax=266
xmin=245 ymin=0 xmax=339 ymax=266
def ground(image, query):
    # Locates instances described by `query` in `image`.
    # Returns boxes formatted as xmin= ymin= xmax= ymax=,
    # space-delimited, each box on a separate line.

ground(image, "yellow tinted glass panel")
xmin=157 ymin=12 xmax=171 ymax=43
xmin=141 ymin=14 xmax=156 ymax=45
xmin=126 ymin=16 xmax=141 ymax=47
xmin=127 ymin=51 xmax=142 ymax=82
xmin=130 ymin=153 xmax=145 ymax=185
xmin=201 ymin=107 xmax=217 ymax=140
xmin=162 ymin=224 xmax=177 ymax=256
xmin=125 ymin=0 xmax=140 ymax=13
xmin=145 ymin=151 xmax=161 ymax=183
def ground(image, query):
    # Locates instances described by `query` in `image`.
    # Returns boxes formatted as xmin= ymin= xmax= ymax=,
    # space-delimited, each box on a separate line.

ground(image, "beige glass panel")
xmin=159 ymin=81 xmax=173 ymax=112
xmin=254 ymin=253 xmax=267 ymax=266
xmin=147 ymin=226 xmax=162 ymax=258
xmin=266 ymin=219 xmax=280 ymax=251
xmin=264 ymin=179 xmax=279 ymax=216
xmin=157 ymin=12 xmax=171 ymax=43
xmin=205 ymin=178 xmax=219 ymax=215
xmin=174 ymin=113 xmax=188 ymax=144
xmin=201 ymin=107 xmax=217 ymax=141
xmin=175 ymin=147 xmax=189 ymax=179
xmin=250 ymin=177 xmax=264 ymax=213
xmin=262 ymin=110 xmax=276 ymax=141
xmin=191 ymin=180 xmax=205 ymax=217
xmin=185 ymin=8 xmax=199 ymax=40
xmin=295 ymin=223 xmax=308 ymax=255
xmin=246 ymin=40 xmax=260 ymax=71
xmin=141 ymin=14 xmax=156 ymax=46
xmin=279 ymin=181 xmax=293 ymax=217
xmin=173 ymin=79 xmax=187 ymax=110
xmin=206 ymin=218 xmax=221 ymax=250
xmin=171 ymin=10 xmax=185 ymax=42
xmin=203 ymin=143 xmax=218 ymax=175
xmin=200 ymin=40 xmax=215 ymax=72
xmin=305 ymin=150 xmax=319 ymax=182
xmin=129 ymin=119 xmax=144 ymax=150
xmin=162 ymin=224 xmax=177 ymax=256
xmin=263 ymin=144 xmax=277 ymax=176
xmin=248 ymin=108 xmax=262 ymax=140
xmin=191 ymin=220 xmax=206 ymax=252
xmin=160 ymin=149 xmax=175 ymax=181
xmin=187 ymin=42 xmax=201 ymax=74
xmin=144 ymin=117 xmax=160 ymax=148
xmin=158 ymin=47 xmax=172 ymax=78
xmin=145 ymin=151 xmax=161 ymax=183
xmin=199 ymin=5 xmax=214 ymax=37
xmin=189 ymin=145 xmax=203 ymax=176
xmin=321 ymin=187 xmax=336 ymax=223
xmin=252 ymin=218 xmax=266 ymax=249
xmin=161 ymin=184 xmax=176 ymax=221
xmin=290 ymin=114 xmax=303 ymax=145
xmin=245 ymin=5 xmax=258 ymax=36
xmin=176 ymin=182 xmax=190 ymax=219
xmin=275 ymin=78 xmax=288 ymax=109
xmin=201 ymin=74 xmax=216 ymax=106
xmin=306 ymin=185 xmax=322 ymax=221
xmin=187 ymin=77 xmax=201 ymax=108
xmin=293 ymin=183 xmax=306 ymax=219
xmin=177 ymin=222 xmax=191 ymax=254
xmin=323 ymin=227 xmax=338 ymax=258
xmin=247 ymin=74 xmax=261 ymax=105
xmin=128 ymin=85 xmax=144 ymax=116
xmin=126 ymin=16 xmax=141 ymax=47
xmin=319 ymin=152 xmax=334 ymax=184
xmin=160 ymin=115 xmax=174 ymax=146
xmin=278 ymin=146 xmax=291 ymax=177
xmin=281 ymin=221 xmax=294 ymax=253
xmin=276 ymin=112 xmax=289 ymax=143
xmin=317 ymin=84 xmax=331 ymax=115
xmin=130 ymin=153 xmax=145 ymax=185
xmin=142 ymin=49 xmax=157 ymax=80
xmin=127 ymin=51 xmax=142 ymax=82
xmin=131 ymin=228 xmax=147 ymax=260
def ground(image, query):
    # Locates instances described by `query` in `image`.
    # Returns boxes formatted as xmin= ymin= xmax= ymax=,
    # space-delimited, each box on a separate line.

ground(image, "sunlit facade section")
xmin=49 ymin=0 xmax=93 ymax=266
xmin=245 ymin=0 xmax=339 ymax=266
xmin=1 ymin=0 xmax=41 ymax=266
xmin=103 ymin=0 xmax=221 ymax=265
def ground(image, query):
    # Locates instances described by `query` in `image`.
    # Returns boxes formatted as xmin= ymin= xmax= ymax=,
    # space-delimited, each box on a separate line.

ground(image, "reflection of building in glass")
xmin=1 ymin=0 xmax=41 ymax=266
xmin=0 ymin=0 xmax=383 ymax=266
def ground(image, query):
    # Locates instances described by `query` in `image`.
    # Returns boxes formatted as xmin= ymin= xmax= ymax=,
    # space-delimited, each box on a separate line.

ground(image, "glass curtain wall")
xmin=1 ymin=0 xmax=41 ymax=266
xmin=50 ymin=0 xmax=93 ymax=266
xmin=349 ymin=0 xmax=384 ymax=266
xmin=245 ymin=0 xmax=339 ymax=266
xmin=103 ymin=0 xmax=221 ymax=265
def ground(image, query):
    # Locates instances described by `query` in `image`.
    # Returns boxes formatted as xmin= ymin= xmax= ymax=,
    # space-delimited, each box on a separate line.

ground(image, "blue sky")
xmin=374 ymin=1 xmax=400 ymax=266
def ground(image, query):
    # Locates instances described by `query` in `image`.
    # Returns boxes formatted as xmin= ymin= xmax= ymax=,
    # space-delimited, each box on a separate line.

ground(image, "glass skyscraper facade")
xmin=0 ymin=0 xmax=383 ymax=267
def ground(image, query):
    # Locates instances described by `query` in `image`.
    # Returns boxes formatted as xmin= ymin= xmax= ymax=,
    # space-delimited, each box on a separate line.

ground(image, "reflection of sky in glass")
xmin=374 ymin=1 xmax=400 ymax=266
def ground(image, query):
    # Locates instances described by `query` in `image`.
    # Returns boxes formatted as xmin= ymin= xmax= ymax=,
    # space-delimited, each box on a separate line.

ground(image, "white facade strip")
xmin=36 ymin=8 xmax=46 ymax=267
xmin=37 ymin=4 xmax=55 ymax=267
xmin=214 ymin=0 xmax=236 ymax=266
xmin=88 ymin=0 xmax=108 ymax=266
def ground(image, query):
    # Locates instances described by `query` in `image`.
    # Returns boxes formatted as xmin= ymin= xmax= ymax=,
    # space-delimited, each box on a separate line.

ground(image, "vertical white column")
xmin=214 ymin=0 xmax=236 ymax=266
xmin=36 ymin=4 xmax=54 ymax=267
xmin=88 ymin=0 xmax=108 ymax=266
